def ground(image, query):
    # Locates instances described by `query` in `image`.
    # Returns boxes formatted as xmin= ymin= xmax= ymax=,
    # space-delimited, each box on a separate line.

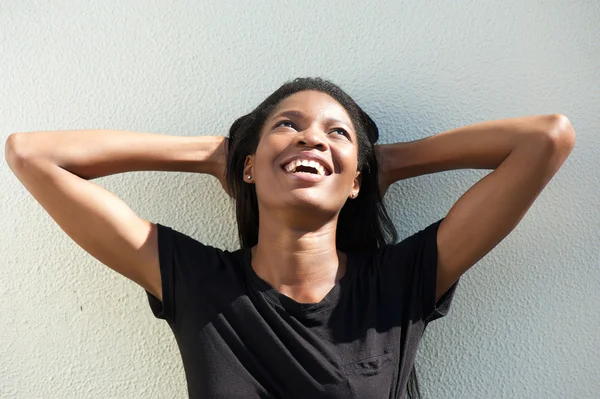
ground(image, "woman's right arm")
xmin=5 ymin=130 xmax=227 ymax=301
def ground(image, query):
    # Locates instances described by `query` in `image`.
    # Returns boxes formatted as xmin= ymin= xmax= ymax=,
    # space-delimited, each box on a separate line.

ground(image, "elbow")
xmin=546 ymin=114 xmax=576 ymax=152
xmin=5 ymin=132 xmax=40 ymax=173
xmin=528 ymin=114 xmax=576 ymax=161
xmin=5 ymin=133 xmax=26 ymax=171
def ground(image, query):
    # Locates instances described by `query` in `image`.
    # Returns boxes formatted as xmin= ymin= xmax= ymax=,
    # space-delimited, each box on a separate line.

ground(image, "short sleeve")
xmin=379 ymin=218 xmax=459 ymax=324
xmin=145 ymin=223 xmax=220 ymax=325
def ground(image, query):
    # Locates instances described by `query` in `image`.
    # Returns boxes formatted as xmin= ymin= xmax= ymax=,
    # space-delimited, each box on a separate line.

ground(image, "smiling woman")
xmin=226 ymin=80 xmax=396 ymax=255
xmin=5 ymin=77 xmax=575 ymax=399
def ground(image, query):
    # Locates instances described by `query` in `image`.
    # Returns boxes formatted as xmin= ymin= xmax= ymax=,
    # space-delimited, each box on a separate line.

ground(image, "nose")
xmin=295 ymin=127 xmax=328 ymax=151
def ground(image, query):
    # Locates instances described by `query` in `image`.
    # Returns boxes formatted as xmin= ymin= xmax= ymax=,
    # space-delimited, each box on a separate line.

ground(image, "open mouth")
xmin=283 ymin=159 xmax=329 ymax=176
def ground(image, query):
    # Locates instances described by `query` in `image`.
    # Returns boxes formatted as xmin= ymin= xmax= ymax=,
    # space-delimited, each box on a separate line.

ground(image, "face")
xmin=244 ymin=90 xmax=361 ymax=217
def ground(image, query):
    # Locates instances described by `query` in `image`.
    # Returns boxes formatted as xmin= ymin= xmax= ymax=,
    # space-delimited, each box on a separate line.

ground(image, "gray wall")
xmin=1 ymin=1 xmax=598 ymax=398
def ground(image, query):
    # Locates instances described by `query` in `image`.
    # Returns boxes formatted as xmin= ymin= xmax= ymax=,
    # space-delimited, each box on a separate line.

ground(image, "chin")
xmin=286 ymin=190 xmax=344 ymax=216
xmin=256 ymin=181 xmax=345 ymax=218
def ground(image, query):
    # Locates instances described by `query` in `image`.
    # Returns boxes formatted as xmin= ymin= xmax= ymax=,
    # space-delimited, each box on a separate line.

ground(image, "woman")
xmin=5 ymin=77 xmax=575 ymax=398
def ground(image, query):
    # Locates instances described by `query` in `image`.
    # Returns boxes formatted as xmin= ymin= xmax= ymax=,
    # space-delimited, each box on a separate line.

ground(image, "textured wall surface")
xmin=1 ymin=1 xmax=598 ymax=398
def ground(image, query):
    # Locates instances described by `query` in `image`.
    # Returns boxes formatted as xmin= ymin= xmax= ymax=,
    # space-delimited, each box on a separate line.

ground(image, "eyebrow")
xmin=271 ymin=110 xmax=352 ymax=129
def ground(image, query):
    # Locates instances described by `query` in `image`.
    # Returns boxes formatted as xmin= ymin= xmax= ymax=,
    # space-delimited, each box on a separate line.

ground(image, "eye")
xmin=273 ymin=120 xmax=351 ymax=140
xmin=331 ymin=128 xmax=351 ymax=139
xmin=274 ymin=120 xmax=296 ymax=129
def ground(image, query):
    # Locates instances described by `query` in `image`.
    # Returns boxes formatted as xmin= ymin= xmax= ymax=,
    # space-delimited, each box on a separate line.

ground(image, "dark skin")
xmin=243 ymin=91 xmax=362 ymax=303
xmin=6 ymin=90 xmax=575 ymax=306
xmin=220 ymin=90 xmax=576 ymax=303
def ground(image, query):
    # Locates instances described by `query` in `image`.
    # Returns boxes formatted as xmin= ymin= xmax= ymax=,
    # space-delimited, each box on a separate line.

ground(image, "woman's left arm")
xmin=376 ymin=114 xmax=576 ymax=301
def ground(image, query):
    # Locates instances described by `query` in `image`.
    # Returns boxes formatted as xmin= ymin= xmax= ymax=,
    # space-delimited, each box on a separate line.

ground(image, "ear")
xmin=243 ymin=155 xmax=255 ymax=182
xmin=350 ymin=171 xmax=361 ymax=198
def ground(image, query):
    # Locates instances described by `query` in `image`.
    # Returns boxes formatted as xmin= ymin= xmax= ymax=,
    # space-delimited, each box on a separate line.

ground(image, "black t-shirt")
xmin=146 ymin=219 xmax=459 ymax=399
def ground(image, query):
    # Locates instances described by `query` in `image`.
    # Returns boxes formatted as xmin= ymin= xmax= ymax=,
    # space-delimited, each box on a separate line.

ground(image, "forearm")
xmin=378 ymin=114 xmax=562 ymax=184
xmin=6 ymin=130 xmax=226 ymax=180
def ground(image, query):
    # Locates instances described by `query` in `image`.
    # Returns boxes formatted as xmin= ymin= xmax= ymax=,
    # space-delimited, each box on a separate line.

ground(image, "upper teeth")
xmin=284 ymin=159 xmax=326 ymax=176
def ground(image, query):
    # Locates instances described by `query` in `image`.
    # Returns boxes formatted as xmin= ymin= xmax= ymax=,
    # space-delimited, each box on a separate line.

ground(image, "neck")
xmin=251 ymin=207 xmax=346 ymax=303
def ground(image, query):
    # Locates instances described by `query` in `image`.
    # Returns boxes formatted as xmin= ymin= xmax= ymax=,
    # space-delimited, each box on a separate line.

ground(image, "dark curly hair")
xmin=225 ymin=77 xmax=421 ymax=398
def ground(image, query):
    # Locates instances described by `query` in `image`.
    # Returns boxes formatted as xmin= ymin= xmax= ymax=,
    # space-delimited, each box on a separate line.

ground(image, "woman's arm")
xmin=5 ymin=130 xmax=227 ymax=301
xmin=376 ymin=114 xmax=576 ymax=301
xmin=8 ymin=129 xmax=227 ymax=180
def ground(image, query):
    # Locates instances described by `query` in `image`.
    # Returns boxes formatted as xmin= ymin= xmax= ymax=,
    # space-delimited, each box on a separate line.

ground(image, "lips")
xmin=284 ymin=159 xmax=327 ymax=176
xmin=281 ymin=154 xmax=332 ymax=177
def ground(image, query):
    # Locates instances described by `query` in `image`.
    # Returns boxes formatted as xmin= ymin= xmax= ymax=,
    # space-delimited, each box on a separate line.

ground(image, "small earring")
xmin=351 ymin=192 xmax=356 ymax=198
xmin=247 ymin=175 xmax=252 ymax=181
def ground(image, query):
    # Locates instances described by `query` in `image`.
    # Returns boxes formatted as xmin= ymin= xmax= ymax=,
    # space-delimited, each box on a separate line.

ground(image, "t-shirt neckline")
xmin=242 ymin=246 xmax=352 ymax=316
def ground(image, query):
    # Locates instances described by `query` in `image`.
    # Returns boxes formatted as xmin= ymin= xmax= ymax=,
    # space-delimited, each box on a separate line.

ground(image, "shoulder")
xmin=147 ymin=223 xmax=245 ymax=323
xmin=374 ymin=219 xmax=443 ymax=267
xmin=155 ymin=223 xmax=243 ymax=278
xmin=346 ymin=219 xmax=444 ymax=299
xmin=347 ymin=219 xmax=456 ymax=323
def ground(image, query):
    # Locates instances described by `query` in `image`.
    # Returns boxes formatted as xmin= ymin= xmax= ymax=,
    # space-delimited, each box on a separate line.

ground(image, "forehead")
xmin=269 ymin=90 xmax=353 ymax=125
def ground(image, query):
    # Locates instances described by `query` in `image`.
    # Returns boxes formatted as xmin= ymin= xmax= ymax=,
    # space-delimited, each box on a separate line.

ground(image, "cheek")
xmin=339 ymin=147 xmax=360 ymax=174
xmin=254 ymin=136 xmax=286 ymax=172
